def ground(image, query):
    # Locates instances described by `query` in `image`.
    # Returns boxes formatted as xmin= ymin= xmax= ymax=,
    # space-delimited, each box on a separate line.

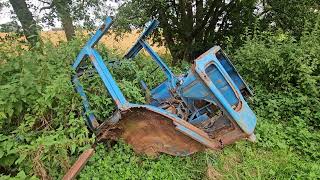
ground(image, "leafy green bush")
xmin=80 ymin=143 xmax=206 ymax=180
xmin=231 ymin=16 xmax=320 ymax=163
xmin=0 ymin=37 xmax=95 ymax=178
xmin=233 ymin=30 xmax=320 ymax=95
xmin=0 ymin=35 xmax=193 ymax=179
xmin=212 ymin=142 xmax=320 ymax=179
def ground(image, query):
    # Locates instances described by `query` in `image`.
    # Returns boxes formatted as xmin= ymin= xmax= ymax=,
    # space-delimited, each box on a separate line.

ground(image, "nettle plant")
xmin=0 ymin=34 xmax=183 ymax=178
xmin=0 ymin=37 xmax=95 ymax=178
xmin=231 ymin=23 xmax=320 ymax=159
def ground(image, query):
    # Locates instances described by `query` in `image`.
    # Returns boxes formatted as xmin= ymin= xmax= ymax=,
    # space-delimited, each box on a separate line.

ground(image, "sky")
xmin=0 ymin=0 xmax=12 ymax=24
xmin=0 ymin=0 xmax=62 ymax=30
xmin=0 ymin=0 xmax=121 ymax=30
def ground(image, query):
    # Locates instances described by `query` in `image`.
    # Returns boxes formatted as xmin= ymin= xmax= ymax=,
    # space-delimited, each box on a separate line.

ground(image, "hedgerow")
xmin=232 ymin=20 xmax=320 ymax=159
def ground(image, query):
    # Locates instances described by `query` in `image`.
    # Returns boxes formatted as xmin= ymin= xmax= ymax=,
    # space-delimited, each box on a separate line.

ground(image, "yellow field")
xmin=0 ymin=31 xmax=166 ymax=55
xmin=41 ymin=30 xmax=167 ymax=53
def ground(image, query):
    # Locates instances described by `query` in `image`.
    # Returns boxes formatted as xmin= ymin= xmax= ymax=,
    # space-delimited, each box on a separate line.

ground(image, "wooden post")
xmin=62 ymin=148 xmax=95 ymax=180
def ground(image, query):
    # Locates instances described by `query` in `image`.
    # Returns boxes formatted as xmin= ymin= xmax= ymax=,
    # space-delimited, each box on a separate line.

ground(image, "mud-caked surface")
xmin=99 ymin=108 xmax=204 ymax=156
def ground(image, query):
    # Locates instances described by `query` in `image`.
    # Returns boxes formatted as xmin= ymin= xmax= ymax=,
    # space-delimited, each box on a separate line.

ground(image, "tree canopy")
xmin=115 ymin=0 xmax=319 ymax=63
xmin=2 ymin=0 xmax=319 ymax=61
xmin=115 ymin=0 xmax=257 ymax=63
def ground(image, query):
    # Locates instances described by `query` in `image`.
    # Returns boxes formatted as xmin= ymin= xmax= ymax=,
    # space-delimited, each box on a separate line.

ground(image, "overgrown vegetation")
xmin=1 ymin=16 xmax=320 ymax=179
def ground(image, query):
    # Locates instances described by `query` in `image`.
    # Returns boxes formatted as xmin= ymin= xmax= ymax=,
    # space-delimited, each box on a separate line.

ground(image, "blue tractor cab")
xmin=72 ymin=17 xmax=256 ymax=156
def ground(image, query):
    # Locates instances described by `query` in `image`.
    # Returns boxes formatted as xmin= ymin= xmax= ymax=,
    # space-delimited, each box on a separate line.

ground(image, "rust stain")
xmin=142 ymin=106 xmax=245 ymax=150
xmin=96 ymin=108 xmax=247 ymax=156
xmin=118 ymin=109 xmax=204 ymax=156
xmin=114 ymin=99 xmax=120 ymax=106
xmin=99 ymin=24 xmax=106 ymax=31
xmin=98 ymin=108 xmax=204 ymax=156
xmin=89 ymin=55 xmax=95 ymax=61
xmin=216 ymin=122 xmax=246 ymax=146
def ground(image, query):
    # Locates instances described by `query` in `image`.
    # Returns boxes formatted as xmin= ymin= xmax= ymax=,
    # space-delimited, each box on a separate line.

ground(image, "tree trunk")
xmin=53 ymin=0 xmax=75 ymax=41
xmin=9 ymin=0 xmax=40 ymax=47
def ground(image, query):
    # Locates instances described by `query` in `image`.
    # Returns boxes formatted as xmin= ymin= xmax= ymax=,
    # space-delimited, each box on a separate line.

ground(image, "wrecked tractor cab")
xmin=72 ymin=17 xmax=257 ymax=156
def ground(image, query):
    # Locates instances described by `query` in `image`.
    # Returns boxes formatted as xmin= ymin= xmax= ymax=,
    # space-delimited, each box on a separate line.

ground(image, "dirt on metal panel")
xmin=98 ymin=108 xmax=204 ymax=156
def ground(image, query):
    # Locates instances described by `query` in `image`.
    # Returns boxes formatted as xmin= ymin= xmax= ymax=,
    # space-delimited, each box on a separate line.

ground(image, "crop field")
xmin=0 ymin=31 xmax=166 ymax=54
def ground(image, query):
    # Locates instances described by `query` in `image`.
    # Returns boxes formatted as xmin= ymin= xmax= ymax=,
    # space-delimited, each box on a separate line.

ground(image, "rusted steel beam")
xmin=62 ymin=148 xmax=95 ymax=180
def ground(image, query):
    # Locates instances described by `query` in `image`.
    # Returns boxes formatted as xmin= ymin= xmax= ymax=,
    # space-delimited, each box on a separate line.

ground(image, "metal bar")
xmin=139 ymin=39 xmax=176 ymax=84
xmin=123 ymin=19 xmax=177 ymax=86
xmin=86 ymin=17 xmax=113 ymax=48
xmin=71 ymin=16 xmax=128 ymax=128
xmin=124 ymin=19 xmax=159 ymax=59
xmin=72 ymin=49 xmax=87 ymax=70
xmin=88 ymin=48 xmax=128 ymax=108
xmin=72 ymin=17 xmax=112 ymax=69
xmin=72 ymin=76 xmax=99 ymax=130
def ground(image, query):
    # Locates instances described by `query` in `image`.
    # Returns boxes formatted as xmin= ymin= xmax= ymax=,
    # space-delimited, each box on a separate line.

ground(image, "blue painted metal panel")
xmin=205 ymin=64 xmax=239 ymax=106
xmin=213 ymin=46 xmax=253 ymax=96
xmin=150 ymin=80 xmax=173 ymax=106
xmin=190 ymin=48 xmax=256 ymax=134
xmin=181 ymin=54 xmax=237 ymax=104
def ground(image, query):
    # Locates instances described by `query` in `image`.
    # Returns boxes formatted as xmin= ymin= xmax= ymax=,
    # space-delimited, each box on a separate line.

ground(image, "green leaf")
xmin=15 ymin=153 xmax=27 ymax=165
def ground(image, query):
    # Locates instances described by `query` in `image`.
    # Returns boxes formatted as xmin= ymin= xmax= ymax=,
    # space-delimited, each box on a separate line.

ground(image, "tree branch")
xmin=191 ymin=0 xmax=220 ymax=37
xmin=40 ymin=4 xmax=54 ymax=11
xmin=38 ymin=0 xmax=52 ymax=5
xmin=195 ymin=0 xmax=204 ymax=27
xmin=202 ymin=0 xmax=236 ymax=42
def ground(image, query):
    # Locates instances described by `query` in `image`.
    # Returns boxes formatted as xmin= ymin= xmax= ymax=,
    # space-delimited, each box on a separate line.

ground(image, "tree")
xmin=115 ymin=0 xmax=257 ymax=63
xmin=39 ymin=0 xmax=120 ymax=40
xmin=259 ymin=0 xmax=319 ymax=38
xmin=40 ymin=0 xmax=75 ymax=41
xmin=53 ymin=0 xmax=75 ymax=41
xmin=0 ymin=21 xmax=21 ymax=33
xmin=8 ymin=0 xmax=40 ymax=46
